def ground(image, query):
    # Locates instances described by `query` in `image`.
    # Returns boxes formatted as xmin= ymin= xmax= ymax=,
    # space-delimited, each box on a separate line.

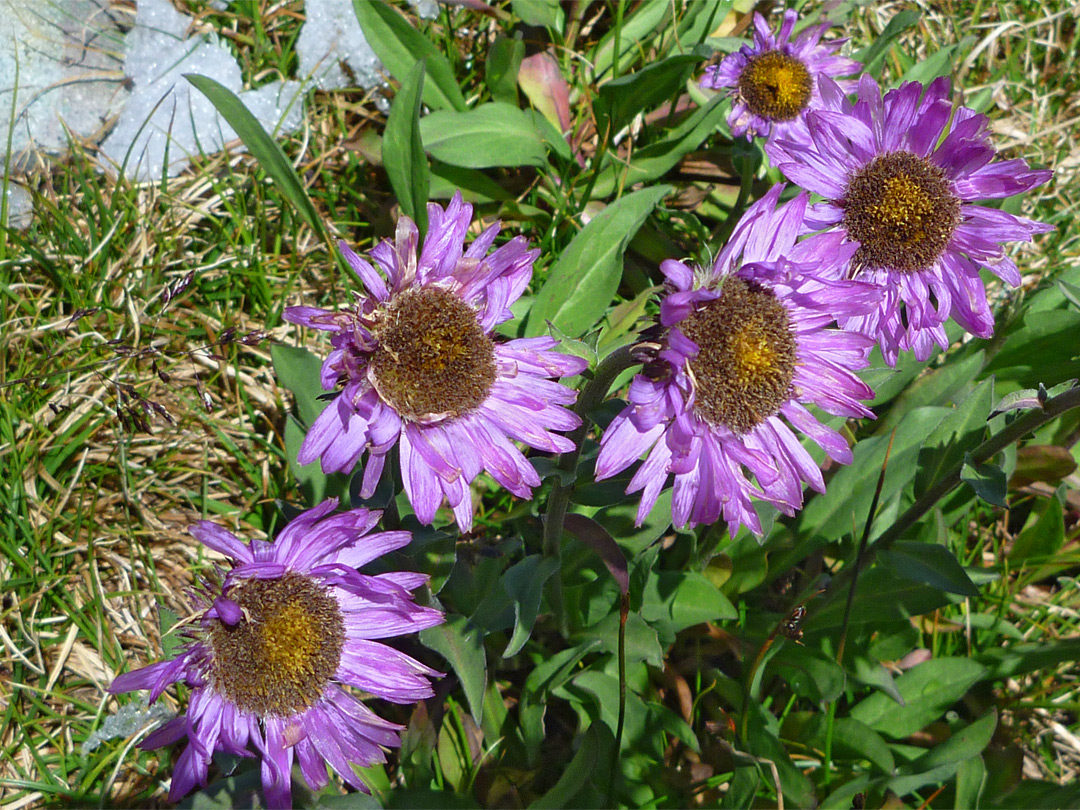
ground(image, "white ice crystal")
xmin=99 ymin=0 xmax=305 ymax=181
xmin=0 ymin=0 xmax=127 ymax=169
xmin=296 ymin=0 xmax=384 ymax=91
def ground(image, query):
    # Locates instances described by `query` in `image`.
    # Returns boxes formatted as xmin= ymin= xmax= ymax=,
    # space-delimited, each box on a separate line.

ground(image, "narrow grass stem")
xmin=828 ymin=384 xmax=1080 ymax=597
xmin=607 ymin=591 xmax=630 ymax=807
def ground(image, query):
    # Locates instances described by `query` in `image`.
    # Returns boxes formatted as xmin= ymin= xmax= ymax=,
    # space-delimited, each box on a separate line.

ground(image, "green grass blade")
xmin=383 ymin=59 xmax=430 ymax=238
xmin=184 ymin=73 xmax=326 ymax=241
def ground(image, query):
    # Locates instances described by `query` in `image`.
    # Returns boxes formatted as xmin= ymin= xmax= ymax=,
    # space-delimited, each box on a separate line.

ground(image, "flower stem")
xmin=542 ymin=345 xmax=641 ymax=629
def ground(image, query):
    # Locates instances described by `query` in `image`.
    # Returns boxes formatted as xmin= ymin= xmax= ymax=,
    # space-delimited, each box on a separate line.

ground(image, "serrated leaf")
xmin=352 ymin=0 xmax=466 ymax=112
xmin=528 ymin=185 xmax=670 ymax=338
xmin=420 ymin=615 xmax=486 ymax=722
xmin=185 ymin=75 xmax=324 ymax=239
xmin=383 ymin=59 xmax=429 ymax=235
xmin=849 ymin=658 xmax=985 ymax=738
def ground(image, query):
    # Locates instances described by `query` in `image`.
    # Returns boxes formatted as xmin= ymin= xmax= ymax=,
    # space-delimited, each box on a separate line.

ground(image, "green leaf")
xmin=429 ymin=161 xmax=512 ymax=202
xmin=640 ymin=570 xmax=737 ymax=637
xmin=271 ymin=344 xmax=327 ymax=427
xmin=849 ymin=657 xmax=985 ymax=738
xmin=184 ymin=75 xmax=324 ymax=239
xmin=501 ymin=555 xmax=560 ymax=657
xmin=351 ymin=0 xmax=466 ymax=112
xmin=955 ymin=755 xmax=987 ymax=810
xmin=984 ymin=309 xmax=1080 ymax=389
xmin=769 ymin=646 xmax=845 ymax=703
xmin=158 ymin=606 xmax=182 ymax=659
xmin=420 ymin=615 xmax=486 ymax=722
xmin=880 ymin=541 xmax=980 ymax=597
xmin=900 ymin=42 xmax=964 ymax=84
xmin=1011 ymin=495 xmax=1065 ymax=562
xmin=419 ymin=103 xmax=548 ymax=168
xmin=528 ymin=185 xmax=670 ymax=338
xmin=528 ymin=723 xmax=615 ymax=809
xmin=976 ymin=638 xmax=1080 ymax=680
xmin=383 ymin=59 xmax=430 ymax=235
xmin=832 ymin=718 xmax=896 ymax=775
xmin=913 ymin=376 xmax=994 ymax=498
xmin=511 ymin=0 xmax=564 ymax=30
xmin=285 ymin=414 xmax=326 ymax=504
xmin=563 ymin=514 xmax=630 ymax=594
xmin=908 ymin=710 xmax=997 ymax=772
xmin=791 ymin=406 xmax=951 ymax=551
xmin=595 ymin=54 xmax=703 ymax=134
xmin=485 ymin=37 xmax=524 ymax=105
xmin=960 ymin=455 xmax=1009 ymax=507
xmin=574 ymin=611 xmax=663 ymax=667
xmin=851 ymin=10 xmax=920 ymax=74
xmin=591 ymin=94 xmax=728 ymax=198
xmin=592 ymin=0 xmax=672 ymax=79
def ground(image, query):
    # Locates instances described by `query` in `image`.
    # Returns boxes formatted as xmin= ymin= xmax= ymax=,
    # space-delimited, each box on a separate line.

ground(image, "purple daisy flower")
xmin=594 ymin=186 xmax=879 ymax=536
xmin=109 ymin=499 xmax=443 ymax=808
xmin=776 ymin=75 xmax=1054 ymax=364
xmin=700 ymin=8 xmax=860 ymax=142
xmin=284 ymin=193 xmax=587 ymax=530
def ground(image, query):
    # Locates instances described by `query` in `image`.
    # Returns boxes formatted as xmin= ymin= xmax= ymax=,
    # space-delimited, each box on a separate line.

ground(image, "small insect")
xmin=780 ymin=604 xmax=807 ymax=643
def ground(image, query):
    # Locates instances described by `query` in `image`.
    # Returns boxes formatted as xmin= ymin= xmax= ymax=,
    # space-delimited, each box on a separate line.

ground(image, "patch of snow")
xmin=81 ymin=695 xmax=174 ymax=755
xmin=2 ymin=182 xmax=33 ymax=229
xmin=99 ymin=0 xmax=307 ymax=182
xmin=296 ymin=0 xmax=384 ymax=91
xmin=0 ymin=0 xmax=127 ymax=170
xmin=410 ymin=0 xmax=441 ymax=21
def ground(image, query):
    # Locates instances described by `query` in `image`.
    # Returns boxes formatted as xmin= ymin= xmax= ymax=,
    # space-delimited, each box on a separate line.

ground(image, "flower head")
xmin=701 ymin=9 xmax=860 ymax=142
xmin=285 ymin=193 xmax=587 ymax=530
xmin=109 ymin=499 xmax=443 ymax=808
xmin=595 ymin=186 xmax=879 ymax=536
xmin=776 ymin=75 xmax=1053 ymax=364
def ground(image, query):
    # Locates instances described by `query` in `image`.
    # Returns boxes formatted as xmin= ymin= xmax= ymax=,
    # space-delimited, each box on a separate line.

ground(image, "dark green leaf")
xmin=591 ymin=95 xmax=727 ymax=197
xmin=851 ymin=10 xmax=920 ymax=73
xmin=420 ymin=615 xmax=486 ymax=722
xmin=595 ymin=54 xmax=703 ymax=134
xmin=485 ymin=37 xmax=524 ymax=105
xmin=528 ymin=723 xmax=615 ymax=809
xmin=849 ymin=657 xmax=985 ymax=738
xmin=955 ymin=755 xmax=987 ymax=810
xmin=908 ymin=710 xmax=996 ymax=772
xmin=184 ymin=75 xmax=324 ymax=239
xmin=976 ymin=638 xmax=1080 ymax=680
xmin=832 ymin=718 xmax=895 ymax=775
xmin=900 ymin=43 xmax=964 ymax=84
xmin=984 ymin=310 xmax=1080 ymax=389
xmin=592 ymin=0 xmax=672 ymax=79
xmin=563 ymin=514 xmax=629 ymax=594
xmin=914 ymin=376 xmax=994 ymax=498
xmin=352 ymin=0 xmax=466 ymax=112
xmin=960 ymin=455 xmax=1009 ymax=507
xmin=501 ymin=555 xmax=560 ymax=657
xmin=770 ymin=646 xmax=845 ymax=702
xmin=640 ymin=570 xmax=737 ymax=635
xmin=383 ymin=59 xmax=430 ymax=235
xmin=1011 ymin=495 xmax=1065 ymax=562
xmin=880 ymin=541 xmax=979 ymax=597
xmin=574 ymin=611 xmax=663 ymax=667
xmin=419 ymin=103 xmax=547 ymax=168
xmin=429 ymin=161 xmax=512 ymax=203
xmin=528 ymin=185 xmax=670 ymax=338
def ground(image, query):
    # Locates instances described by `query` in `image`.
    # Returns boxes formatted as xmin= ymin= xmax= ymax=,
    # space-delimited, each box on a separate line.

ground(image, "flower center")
xmin=680 ymin=277 xmax=797 ymax=434
xmin=841 ymin=150 xmax=961 ymax=273
xmin=369 ymin=286 xmax=497 ymax=422
xmin=208 ymin=573 xmax=344 ymax=717
xmin=737 ymin=51 xmax=813 ymax=122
